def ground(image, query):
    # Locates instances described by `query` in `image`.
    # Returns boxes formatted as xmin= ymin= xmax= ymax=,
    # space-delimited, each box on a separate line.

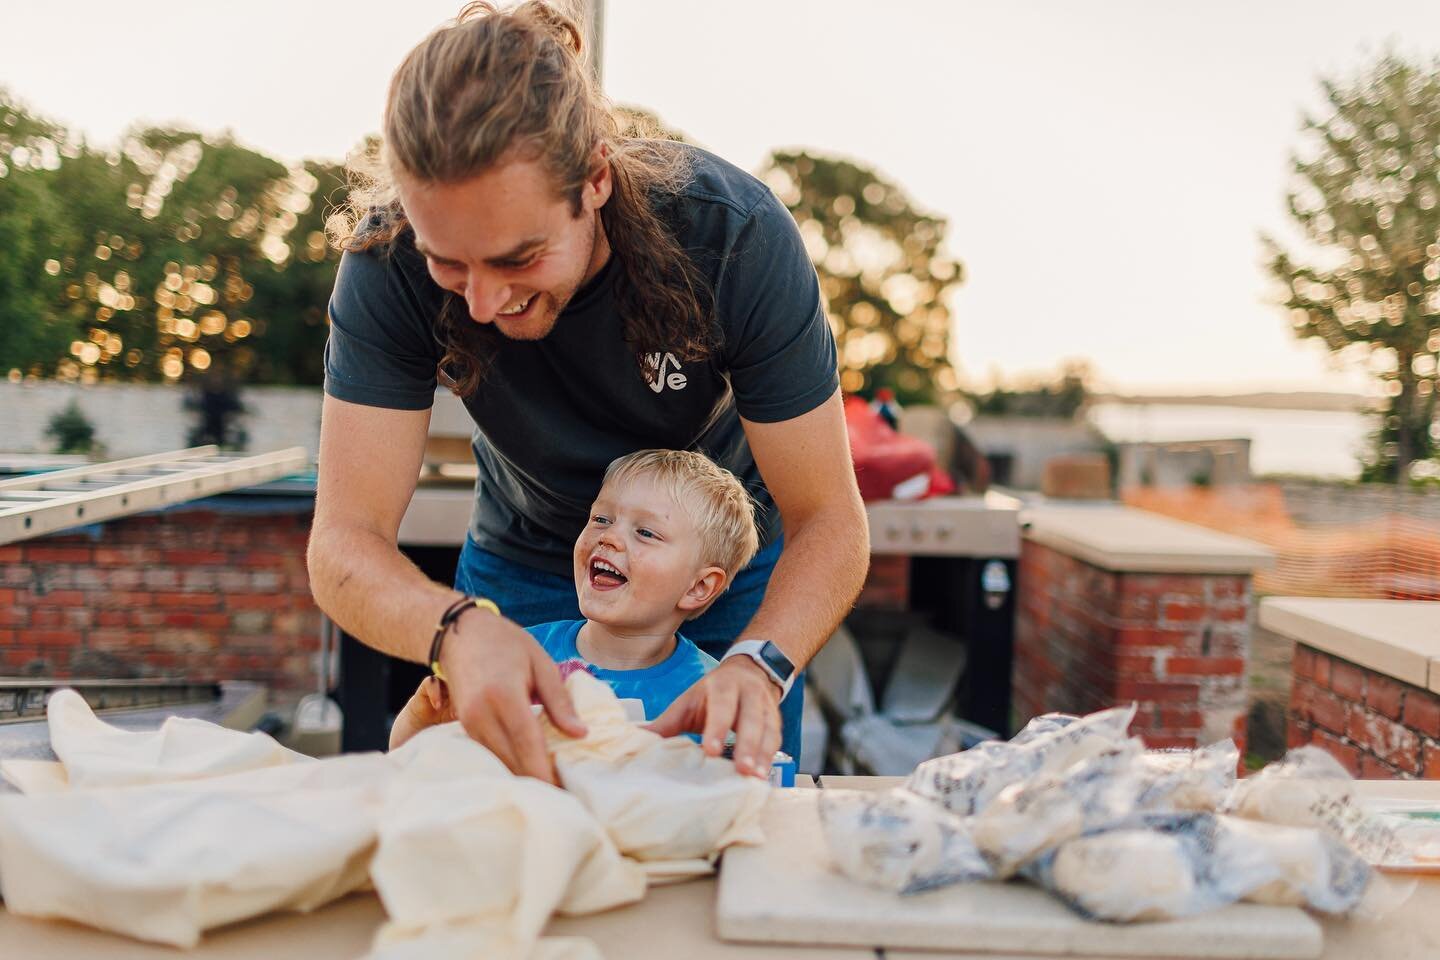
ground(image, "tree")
xmin=0 ymin=91 xmax=346 ymax=389
xmin=1264 ymin=54 xmax=1440 ymax=484
xmin=969 ymin=361 xmax=1091 ymax=418
xmin=755 ymin=150 xmax=964 ymax=406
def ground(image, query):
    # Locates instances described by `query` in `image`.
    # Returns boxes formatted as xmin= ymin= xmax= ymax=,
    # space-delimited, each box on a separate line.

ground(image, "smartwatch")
xmin=721 ymin=640 xmax=798 ymax=698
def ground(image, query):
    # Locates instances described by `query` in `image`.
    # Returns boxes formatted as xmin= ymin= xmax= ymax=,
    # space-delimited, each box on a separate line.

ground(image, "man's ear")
xmin=677 ymin=566 xmax=727 ymax=613
xmin=582 ymin=142 xmax=612 ymax=211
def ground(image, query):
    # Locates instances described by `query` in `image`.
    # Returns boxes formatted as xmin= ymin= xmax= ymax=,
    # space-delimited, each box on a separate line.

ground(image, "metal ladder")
xmin=0 ymin=445 xmax=308 ymax=545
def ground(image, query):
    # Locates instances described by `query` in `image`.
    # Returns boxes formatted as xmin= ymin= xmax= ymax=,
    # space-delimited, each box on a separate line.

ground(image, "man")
xmin=308 ymin=1 xmax=868 ymax=783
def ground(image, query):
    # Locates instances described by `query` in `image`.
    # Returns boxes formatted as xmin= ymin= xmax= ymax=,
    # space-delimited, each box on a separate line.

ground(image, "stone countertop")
xmin=4 ymin=775 xmax=1435 ymax=959
xmin=1023 ymin=503 xmax=1275 ymax=575
xmin=1260 ymin=597 xmax=1440 ymax=692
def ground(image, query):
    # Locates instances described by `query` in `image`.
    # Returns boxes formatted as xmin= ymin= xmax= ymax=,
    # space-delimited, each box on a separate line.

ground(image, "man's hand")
xmin=439 ymin=611 xmax=587 ymax=784
xmin=645 ymin=656 xmax=781 ymax=778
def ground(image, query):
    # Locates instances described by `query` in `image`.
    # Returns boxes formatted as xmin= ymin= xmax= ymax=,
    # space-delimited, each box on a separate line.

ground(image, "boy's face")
xmin=573 ymin=472 xmax=726 ymax=631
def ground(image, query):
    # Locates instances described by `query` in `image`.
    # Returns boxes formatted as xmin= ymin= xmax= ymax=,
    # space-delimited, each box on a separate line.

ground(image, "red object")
xmin=844 ymin=394 xmax=954 ymax=502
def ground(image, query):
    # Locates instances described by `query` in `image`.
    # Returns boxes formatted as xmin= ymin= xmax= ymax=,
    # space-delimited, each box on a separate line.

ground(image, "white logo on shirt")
xmin=644 ymin=352 xmax=688 ymax=394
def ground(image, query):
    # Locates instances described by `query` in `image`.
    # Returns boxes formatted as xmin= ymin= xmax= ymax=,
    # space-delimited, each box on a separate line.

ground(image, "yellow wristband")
xmin=429 ymin=596 xmax=501 ymax=682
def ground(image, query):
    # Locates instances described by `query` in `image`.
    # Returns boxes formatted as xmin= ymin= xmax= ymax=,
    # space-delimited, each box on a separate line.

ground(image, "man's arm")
xmin=647 ymin=389 xmax=868 ymax=773
xmin=307 ymin=394 xmax=583 ymax=778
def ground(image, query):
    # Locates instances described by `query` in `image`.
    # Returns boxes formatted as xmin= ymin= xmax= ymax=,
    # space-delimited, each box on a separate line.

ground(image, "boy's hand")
xmin=644 ymin=657 xmax=781 ymax=779
xmin=388 ymin=675 xmax=455 ymax=750
xmin=438 ymin=612 xmax=587 ymax=785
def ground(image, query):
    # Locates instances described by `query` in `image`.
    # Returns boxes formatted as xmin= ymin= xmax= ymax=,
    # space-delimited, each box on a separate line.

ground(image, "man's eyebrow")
xmin=415 ymin=238 xmax=545 ymax=265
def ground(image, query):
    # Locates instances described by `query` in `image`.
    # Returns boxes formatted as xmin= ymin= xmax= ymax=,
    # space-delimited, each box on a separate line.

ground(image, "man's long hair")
xmin=330 ymin=1 xmax=717 ymax=396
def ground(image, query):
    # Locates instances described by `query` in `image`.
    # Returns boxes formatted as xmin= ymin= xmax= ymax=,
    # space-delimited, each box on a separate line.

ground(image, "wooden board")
xmin=717 ymin=790 xmax=1324 ymax=959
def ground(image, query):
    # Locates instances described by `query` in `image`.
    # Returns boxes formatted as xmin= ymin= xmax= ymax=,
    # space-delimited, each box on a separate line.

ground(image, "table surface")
xmin=3 ymin=777 xmax=1437 ymax=960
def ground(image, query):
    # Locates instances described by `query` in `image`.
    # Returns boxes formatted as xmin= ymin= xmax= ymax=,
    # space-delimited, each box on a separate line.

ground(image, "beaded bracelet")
xmin=428 ymin=596 xmax=500 ymax=682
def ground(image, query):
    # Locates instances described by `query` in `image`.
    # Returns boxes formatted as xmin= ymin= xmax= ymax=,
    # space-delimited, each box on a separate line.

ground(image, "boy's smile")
xmin=572 ymin=473 xmax=723 ymax=634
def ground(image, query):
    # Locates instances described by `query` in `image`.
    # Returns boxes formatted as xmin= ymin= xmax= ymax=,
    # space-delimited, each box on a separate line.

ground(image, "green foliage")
xmin=1263 ymin=54 xmax=1440 ymax=484
xmin=44 ymin=400 xmax=96 ymax=454
xmin=755 ymin=150 xmax=964 ymax=406
xmin=968 ymin=362 xmax=1090 ymax=418
xmin=0 ymin=89 xmax=345 ymax=387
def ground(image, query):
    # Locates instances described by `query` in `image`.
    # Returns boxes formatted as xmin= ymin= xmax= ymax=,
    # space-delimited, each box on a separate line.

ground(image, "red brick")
xmin=0 ymin=606 xmax=28 ymax=626
xmin=23 ymin=589 xmax=86 ymax=606
xmin=29 ymin=609 xmax=63 ymax=628
xmin=1359 ymin=754 xmax=1400 ymax=780
xmin=1157 ymin=707 xmax=1203 ymax=729
xmin=1361 ymin=715 xmax=1422 ymax=774
xmin=236 ymin=552 xmax=288 ymax=569
xmin=1404 ymin=692 xmax=1440 ymax=739
xmin=1213 ymin=601 xmax=1249 ymax=623
xmin=2 ymin=646 xmax=46 ymax=668
xmin=1344 ymin=702 xmax=1370 ymax=741
xmin=1116 ymin=654 xmax=1158 ymax=677
xmin=1143 ymin=734 xmax=1200 ymax=749
xmin=1330 ymin=660 xmax=1366 ymax=701
xmin=1114 ymin=628 xmax=1198 ymax=652
xmin=1114 ymin=680 xmax=1197 ymax=703
xmin=1293 ymin=646 xmax=1315 ymax=681
xmin=0 ymin=545 xmax=23 ymax=562
xmin=1314 ymin=730 xmax=1362 ymax=777
xmin=28 ymin=630 xmax=82 ymax=647
xmin=226 ymin=594 xmax=294 ymax=611
xmin=1313 ymin=652 xmax=1332 ymax=689
xmin=94 ymin=546 xmax=160 ymax=566
xmin=24 ymin=546 xmax=92 ymax=563
xmin=1287 ymin=721 xmax=1313 ymax=749
xmin=1307 ymin=689 xmax=1349 ymax=734
xmin=96 ymin=610 xmax=128 ymax=627
xmin=1167 ymin=656 xmax=1245 ymax=677
xmin=1364 ymin=674 xmax=1406 ymax=722
xmin=1162 ymin=601 xmax=1208 ymax=623
xmin=154 ymin=592 xmax=222 ymax=610
xmin=162 ymin=550 xmax=229 ymax=566
xmin=1425 ymin=740 xmax=1440 ymax=779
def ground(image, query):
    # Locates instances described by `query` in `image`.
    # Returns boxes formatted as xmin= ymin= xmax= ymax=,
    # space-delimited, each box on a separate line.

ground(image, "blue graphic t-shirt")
xmin=527 ymin=619 xmax=717 ymax=722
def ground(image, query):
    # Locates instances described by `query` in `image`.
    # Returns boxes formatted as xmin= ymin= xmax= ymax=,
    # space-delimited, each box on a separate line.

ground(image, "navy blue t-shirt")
xmin=527 ymin=619 xmax=717 ymax=722
xmin=323 ymin=143 xmax=838 ymax=575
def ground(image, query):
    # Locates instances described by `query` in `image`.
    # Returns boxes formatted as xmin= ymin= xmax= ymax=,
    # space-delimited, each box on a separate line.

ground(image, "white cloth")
xmin=0 ymin=681 xmax=764 ymax=956
xmin=43 ymin=687 xmax=308 ymax=788
xmin=543 ymin=671 xmax=768 ymax=861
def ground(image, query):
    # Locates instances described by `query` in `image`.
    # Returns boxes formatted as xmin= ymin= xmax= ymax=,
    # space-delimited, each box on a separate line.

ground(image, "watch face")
xmin=759 ymin=641 xmax=795 ymax=681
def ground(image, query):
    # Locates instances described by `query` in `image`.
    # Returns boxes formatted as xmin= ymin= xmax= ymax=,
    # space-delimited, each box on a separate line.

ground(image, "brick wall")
xmin=0 ymin=502 xmax=319 ymax=701
xmin=1289 ymin=644 xmax=1440 ymax=778
xmin=1015 ymin=540 xmax=1251 ymax=751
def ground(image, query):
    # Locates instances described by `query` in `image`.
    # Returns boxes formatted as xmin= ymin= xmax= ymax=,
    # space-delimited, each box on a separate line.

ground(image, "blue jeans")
xmin=455 ymin=535 xmax=805 ymax=764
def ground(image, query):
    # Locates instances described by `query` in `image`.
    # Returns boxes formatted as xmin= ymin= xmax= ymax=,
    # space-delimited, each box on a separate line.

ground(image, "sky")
xmin=4 ymin=1 xmax=1439 ymax=396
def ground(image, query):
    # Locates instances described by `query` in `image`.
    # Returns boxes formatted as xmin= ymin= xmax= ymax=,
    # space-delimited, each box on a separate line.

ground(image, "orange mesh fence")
xmin=1121 ymin=484 xmax=1440 ymax=600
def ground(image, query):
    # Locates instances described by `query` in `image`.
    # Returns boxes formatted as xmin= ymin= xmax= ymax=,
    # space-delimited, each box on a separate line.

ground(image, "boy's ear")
xmin=677 ymin=565 xmax=728 ymax=613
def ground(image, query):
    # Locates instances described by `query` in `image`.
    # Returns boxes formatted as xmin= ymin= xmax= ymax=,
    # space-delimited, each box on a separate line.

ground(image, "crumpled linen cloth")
xmin=0 ymin=678 xmax=765 ymax=958
xmin=543 ymin=671 xmax=769 ymax=862
xmin=43 ymin=687 xmax=309 ymax=788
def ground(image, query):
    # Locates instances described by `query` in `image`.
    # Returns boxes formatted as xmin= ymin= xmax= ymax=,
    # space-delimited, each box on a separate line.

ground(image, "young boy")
xmin=389 ymin=449 xmax=760 ymax=749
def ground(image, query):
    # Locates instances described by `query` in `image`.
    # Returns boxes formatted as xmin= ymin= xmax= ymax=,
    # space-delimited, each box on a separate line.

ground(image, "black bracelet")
xmin=427 ymin=596 xmax=500 ymax=681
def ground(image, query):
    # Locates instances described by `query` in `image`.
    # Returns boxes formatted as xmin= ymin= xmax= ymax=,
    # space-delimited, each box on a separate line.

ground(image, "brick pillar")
xmin=1015 ymin=539 xmax=1252 ymax=751
xmin=1290 ymin=644 xmax=1439 ymax=778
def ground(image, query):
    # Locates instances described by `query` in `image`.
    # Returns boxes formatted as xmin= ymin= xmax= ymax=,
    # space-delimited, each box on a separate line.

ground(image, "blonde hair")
xmin=332 ymin=1 xmax=718 ymax=396
xmin=603 ymin=450 xmax=760 ymax=582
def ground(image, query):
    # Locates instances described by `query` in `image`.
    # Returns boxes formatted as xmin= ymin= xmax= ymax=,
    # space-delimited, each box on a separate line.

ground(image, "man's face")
xmin=573 ymin=473 xmax=725 ymax=632
xmin=397 ymin=154 xmax=611 ymax=340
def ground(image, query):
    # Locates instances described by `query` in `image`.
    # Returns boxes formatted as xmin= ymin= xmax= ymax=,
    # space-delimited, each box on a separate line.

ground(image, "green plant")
xmin=44 ymin=399 xmax=96 ymax=454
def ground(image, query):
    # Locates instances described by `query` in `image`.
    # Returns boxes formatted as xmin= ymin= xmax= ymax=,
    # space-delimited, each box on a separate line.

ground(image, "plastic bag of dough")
xmin=817 ymin=787 xmax=993 ymax=894
xmin=971 ymin=742 xmax=1147 ymax=877
xmin=43 ymin=687 xmax=307 ymax=789
xmin=1221 ymin=745 xmax=1400 ymax=863
xmin=1216 ymin=816 xmax=1372 ymax=914
xmin=1133 ymin=739 xmax=1239 ymax=812
xmin=369 ymin=769 xmax=644 ymax=959
xmin=1009 ymin=712 xmax=1080 ymax=744
xmin=542 ymin=671 xmax=768 ymax=861
xmin=1029 ymin=811 xmax=1372 ymax=922
xmin=905 ymin=703 xmax=1137 ymax=815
